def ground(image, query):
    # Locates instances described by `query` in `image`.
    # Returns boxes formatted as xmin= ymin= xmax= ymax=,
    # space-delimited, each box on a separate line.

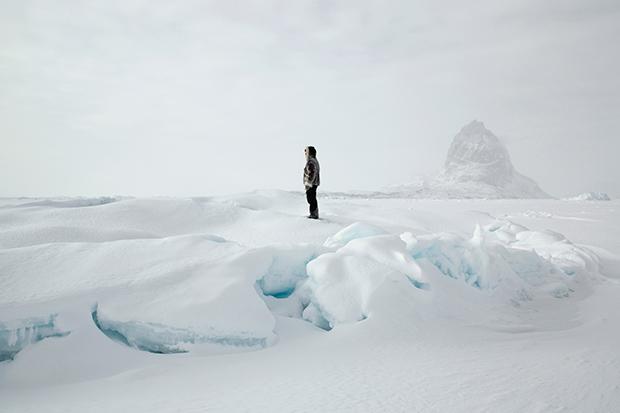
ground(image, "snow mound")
xmin=91 ymin=244 xmax=325 ymax=354
xmin=323 ymin=222 xmax=388 ymax=249
xmin=302 ymin=220 xmax=598 ymax=329
xmin=565 ymin=192 xmax=611 ymax=201
xmin=0 ymin=315 xmax=69 ymax=362
xmin=0 ymin=234 xmax=241 ymax=304
xmin=405 ymin=222 xmax=596 ymax=296
xmin=303 ymin=234 xmax=427 ymax=327
xmin=90 ymin=254 xmax=275 ymax=354
xmin=387 ymin=121 xmax=550 ymax=199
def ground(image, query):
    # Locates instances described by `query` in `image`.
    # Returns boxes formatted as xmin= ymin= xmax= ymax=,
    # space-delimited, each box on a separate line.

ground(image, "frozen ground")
xmin=1 ymin=191 xmax=619 ymax=412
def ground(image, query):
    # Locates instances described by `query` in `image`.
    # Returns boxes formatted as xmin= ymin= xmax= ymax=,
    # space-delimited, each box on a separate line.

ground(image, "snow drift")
xmin=300 ymin=220 xmax=597 ymax=330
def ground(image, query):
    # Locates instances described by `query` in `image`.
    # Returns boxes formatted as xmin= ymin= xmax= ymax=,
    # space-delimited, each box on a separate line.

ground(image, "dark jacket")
xmin=304 ymin=157 xmax=320 ymax=188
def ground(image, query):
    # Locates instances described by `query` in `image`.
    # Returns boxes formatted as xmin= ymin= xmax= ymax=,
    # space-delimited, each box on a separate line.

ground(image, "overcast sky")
xmin=1 ymin=0 xmax=619 ymax=197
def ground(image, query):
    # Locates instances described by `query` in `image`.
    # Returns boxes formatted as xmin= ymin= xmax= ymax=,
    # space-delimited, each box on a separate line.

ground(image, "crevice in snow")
xmin=255 ymin=252 xmax=317 ymax=299
xmin=252 ymin=250 xmax=330 ymax=329
xmin=406 ymin=276 xmax=430 ymax=290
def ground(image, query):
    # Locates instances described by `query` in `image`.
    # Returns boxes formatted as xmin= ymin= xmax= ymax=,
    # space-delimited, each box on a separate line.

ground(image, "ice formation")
xmin=90 ymin=244 xmax=327 ymax=353
xmin=299 ymin=221 xmax=598 ymax=329
xmin=0 ymin=315 xmax=68 ymax=362
xmin=92 ymin=306 xmax=269 ymax=353
xmin=91 ymin=254 xmax=276 ymax=354
xmin=0 ymin=196 xmax=602 ymax=357
xmin=388 ymin=121 xmax=551 ymax=199
xmin=565 ymin=192 xmax=611 ymax=201
xmin=0 ymin=218 xmax=600 ymax=355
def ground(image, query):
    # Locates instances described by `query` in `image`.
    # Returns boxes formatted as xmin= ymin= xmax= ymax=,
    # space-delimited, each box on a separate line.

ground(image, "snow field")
xmin=1 ymin=194 xmax=618 ymax=413
xmin=0 ymin=202 xmax=601 ymax=359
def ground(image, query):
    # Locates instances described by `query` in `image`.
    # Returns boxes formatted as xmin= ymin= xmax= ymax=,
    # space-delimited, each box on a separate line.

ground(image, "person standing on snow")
xmin=303 ymin=146 xmax=320 ymax=219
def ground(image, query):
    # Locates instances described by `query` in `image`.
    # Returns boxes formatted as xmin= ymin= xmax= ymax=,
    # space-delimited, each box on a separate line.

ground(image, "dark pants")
xmin=305 ymin=185 xmax=319 ymax=218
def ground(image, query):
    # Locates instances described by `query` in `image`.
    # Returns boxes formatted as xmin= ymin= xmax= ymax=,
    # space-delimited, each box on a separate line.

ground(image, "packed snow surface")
xmin=1 ymin=192 xmax=619 ymax=412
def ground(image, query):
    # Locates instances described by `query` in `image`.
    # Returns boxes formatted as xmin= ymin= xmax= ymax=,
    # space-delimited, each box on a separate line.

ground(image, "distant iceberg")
xmin=565 ymin=192 xmax=611 ymax=201
xmin=384 ymin=121 xmax=551 ymax=199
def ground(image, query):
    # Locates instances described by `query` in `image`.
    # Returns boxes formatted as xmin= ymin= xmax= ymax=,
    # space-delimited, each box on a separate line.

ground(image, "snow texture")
xmin=323 ymin=222 xmax=388 ymax=249
xmin=0 ymin=201 xmax=603 ymax=352
xmin=0 ymin=193 xmax=618 ymax=413
xmin=15 ymin=196 xmax=119 ymax=208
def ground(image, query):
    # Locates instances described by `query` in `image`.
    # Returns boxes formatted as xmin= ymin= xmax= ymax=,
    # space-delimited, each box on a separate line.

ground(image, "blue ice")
xmin=0 ymin=315 xmax=69 ymax=362
xmin=92 ymin=306 xmax=268 ymax=354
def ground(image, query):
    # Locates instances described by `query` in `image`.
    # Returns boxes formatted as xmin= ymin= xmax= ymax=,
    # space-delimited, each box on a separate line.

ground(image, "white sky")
xmin=1 ymin=0 xmax=619 ymax=197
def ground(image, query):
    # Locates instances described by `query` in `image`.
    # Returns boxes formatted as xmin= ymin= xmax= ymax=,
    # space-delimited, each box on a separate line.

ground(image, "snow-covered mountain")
xmin=391 ymin=121 xmax=551 ymax=199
